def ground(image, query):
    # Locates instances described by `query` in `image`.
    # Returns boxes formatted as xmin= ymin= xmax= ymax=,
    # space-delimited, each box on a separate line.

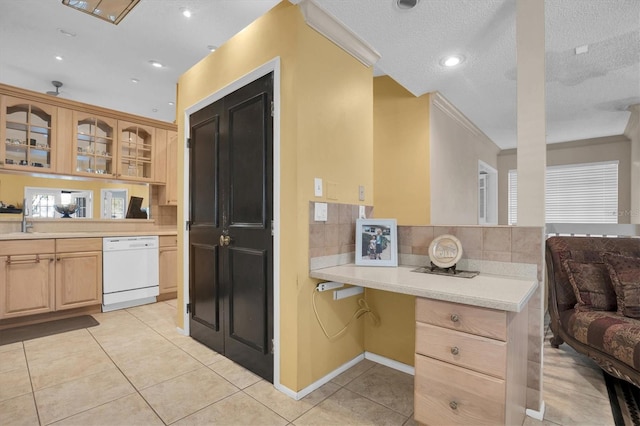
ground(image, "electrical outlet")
xmin=359 ymin=185 xmax=365 ymax=201
xmin=359 ymin=205 xmax=366 ymax=218
xmin=314 ymin=202 xmax=328 ymax=221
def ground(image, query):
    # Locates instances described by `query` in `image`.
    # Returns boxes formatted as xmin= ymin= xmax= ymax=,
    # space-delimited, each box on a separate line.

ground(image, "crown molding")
xmin=624 ymin=104 xmax=639 ymax=138
xmin=431 ymin=92 xmax=485 ymax=139
xmin=298 ymin=0 xmax=381 ymax=67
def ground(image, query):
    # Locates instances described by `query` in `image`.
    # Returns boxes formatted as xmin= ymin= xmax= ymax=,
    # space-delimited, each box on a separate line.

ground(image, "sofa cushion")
xmin=563 ymin=309 xmax=640 ymax=370
xmin=563 ymin=260 xmax=617 ymax=312
xmin=604 ymin=252 xmax=640 ymax=318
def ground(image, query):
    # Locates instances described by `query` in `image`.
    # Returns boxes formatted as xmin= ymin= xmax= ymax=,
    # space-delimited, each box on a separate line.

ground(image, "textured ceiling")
xmin=0 ymin=0 xmax=638 ymax=149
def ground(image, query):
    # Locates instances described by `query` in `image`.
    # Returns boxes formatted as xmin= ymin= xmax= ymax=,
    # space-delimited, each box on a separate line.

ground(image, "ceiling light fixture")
xmin=207 ymin=45 xmax=217 ymax=52
xmin=168 ymin=102 xmax=175 ymax=106
xmin=440 ymin=55 xmax=465 ymax=67
xmin=130 ymin=78 xmax=139 ymax=83
xmin=396 ymin=0 xmax=419 ymax=10
xmin=149 ymin=60 xmax=163 ymax=68
xmin=180 ymin=8 xmax=192 ymax=18
xmin=55 ymin=55 xmax=64 ymax=61
xmin=62 ymin=0 xmax=141 ymax=25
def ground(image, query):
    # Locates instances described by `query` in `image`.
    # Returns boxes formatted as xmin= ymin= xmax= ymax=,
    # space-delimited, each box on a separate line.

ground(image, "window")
xmin=508 ymin=161 xmax=618 ymax=225
xmin=25 ymin=187 xmax=93 ymax=218
xmin=101 ymin=189 xmax=128 ymax=219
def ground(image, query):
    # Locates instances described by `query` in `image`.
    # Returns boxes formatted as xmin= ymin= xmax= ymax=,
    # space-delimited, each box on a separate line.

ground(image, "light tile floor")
xmin=0 ymin=300 xmax=616 ymax=425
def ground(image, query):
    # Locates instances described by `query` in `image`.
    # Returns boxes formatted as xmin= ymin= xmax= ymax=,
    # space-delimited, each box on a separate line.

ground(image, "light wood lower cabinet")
xmin=55 ymin=238 xmax=102 ymax=310
xmin=0 ymin=238 xmax=102 ymax=320
xmin=0 ymin=240 xmax=56 ymax=318
xmin=414 ymin=298 xmax=528 ymax=426
xmin=159 ymin=235 xmax=177 ymax=295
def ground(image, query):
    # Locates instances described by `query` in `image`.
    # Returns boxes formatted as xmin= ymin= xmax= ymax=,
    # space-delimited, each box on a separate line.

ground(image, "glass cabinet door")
xmin=1 ymin=97 xmax=55 ymax=170
xmin=73 ymin=112 xmax=116 ymax=178
xmin=118 ymin=121 xmax=154 ymax=181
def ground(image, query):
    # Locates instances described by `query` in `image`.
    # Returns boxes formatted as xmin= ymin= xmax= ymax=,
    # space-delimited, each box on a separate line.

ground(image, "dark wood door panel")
xmin=190 ymin=116 xmax=220 ymax=228
xmin=227 ymin=247 xmax=268 ymax=353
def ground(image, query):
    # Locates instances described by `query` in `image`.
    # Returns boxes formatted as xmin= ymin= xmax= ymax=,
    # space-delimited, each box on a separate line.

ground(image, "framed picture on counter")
xmin=355 ymin=218 xmax=398 ymax=267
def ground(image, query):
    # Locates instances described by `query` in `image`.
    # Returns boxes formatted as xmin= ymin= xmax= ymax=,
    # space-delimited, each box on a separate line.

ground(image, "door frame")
xmin=181 ymin=58 xmax=281 ymax=388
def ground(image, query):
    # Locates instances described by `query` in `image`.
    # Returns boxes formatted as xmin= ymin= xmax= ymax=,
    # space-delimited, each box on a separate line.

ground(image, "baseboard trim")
xmin=525 ymin=400 xmax=546 ymax=420
xmin=274 ymin=351 xmax=415 ymax=401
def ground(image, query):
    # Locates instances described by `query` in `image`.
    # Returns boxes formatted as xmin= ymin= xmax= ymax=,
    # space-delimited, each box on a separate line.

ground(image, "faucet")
xmin=21 ymin=198 xmax=33 ymax=233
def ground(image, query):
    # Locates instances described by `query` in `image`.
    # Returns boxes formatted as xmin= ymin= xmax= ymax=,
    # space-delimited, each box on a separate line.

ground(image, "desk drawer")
xmin=416 ymin=298 xmax=507 ymax=341
xmin=415 ymin=322 xmax=506 ymax=379
xmin=415 ymin=354 xmax=505 ymax=426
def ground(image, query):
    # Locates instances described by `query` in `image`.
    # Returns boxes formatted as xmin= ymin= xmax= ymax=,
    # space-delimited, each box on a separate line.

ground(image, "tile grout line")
xmin=21 ymin=341 xmax=44 ymax=426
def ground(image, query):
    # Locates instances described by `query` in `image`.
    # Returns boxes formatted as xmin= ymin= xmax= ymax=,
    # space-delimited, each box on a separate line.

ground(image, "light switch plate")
xmin=314 ymin=202 xmax=328 ymax=221
xmin=358 ymin=185 xmax=365 ymax=201
xmin=314 ymin=178 xmax=323 ymax=197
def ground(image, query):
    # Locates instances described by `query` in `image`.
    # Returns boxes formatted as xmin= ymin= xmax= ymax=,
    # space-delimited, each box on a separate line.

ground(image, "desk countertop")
xmin=310 ymin=264 xmax=538 ymax=312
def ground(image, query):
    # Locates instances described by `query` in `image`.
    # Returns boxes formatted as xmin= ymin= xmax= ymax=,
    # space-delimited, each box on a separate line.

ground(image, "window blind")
xmin=508 ymin=161 xmax=618 ymax=225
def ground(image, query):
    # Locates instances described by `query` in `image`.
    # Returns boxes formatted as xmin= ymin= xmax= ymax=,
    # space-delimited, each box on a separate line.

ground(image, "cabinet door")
xmin=1 ymin=96 xmax=56 ymax=172
xmin=117 ymin=120 xmax=155 ymax=181
xmin=159 ymin=130 xmax=178 ymax=205
xmin=0 ymin=254 xmax=55 ymax=318
xmin=72 ymin=111 xmax=117 ymax=179
xmin=159 ymin=246 xmax=177 ymax=294
xmin=55 ymin=251 xmax=102 ymax=310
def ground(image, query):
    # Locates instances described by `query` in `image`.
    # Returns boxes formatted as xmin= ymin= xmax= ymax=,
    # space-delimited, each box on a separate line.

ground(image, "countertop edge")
xmin=0 ymin=230 xmax=178 ymax=240
xmin=310 ymin=265 xmax=538 ymax=313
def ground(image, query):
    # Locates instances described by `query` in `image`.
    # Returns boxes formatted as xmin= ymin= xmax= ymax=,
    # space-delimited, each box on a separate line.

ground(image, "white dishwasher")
xmin=102 ymin=236 xmax=159 ymax=312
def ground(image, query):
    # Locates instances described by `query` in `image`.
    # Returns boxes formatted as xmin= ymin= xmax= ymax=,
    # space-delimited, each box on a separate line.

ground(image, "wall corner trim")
xmin=298 ymin=0 xmax=381 ymax=66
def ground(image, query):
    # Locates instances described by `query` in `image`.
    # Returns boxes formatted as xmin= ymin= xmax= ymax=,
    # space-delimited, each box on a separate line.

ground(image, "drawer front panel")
xmin=0 ymin=240 xmax=55 ymax=256
xmin=56 ymin=238 xmax=102 ymax=253
xmin=159 ymin=235 xmax=177 ymax=247
xmin=415 ymin=354 xmax=505 ymax=426
xmin=415 ymin=322 xmax=506 ymax=379
xmin=416 ymin=297 xmax=507 ymax=341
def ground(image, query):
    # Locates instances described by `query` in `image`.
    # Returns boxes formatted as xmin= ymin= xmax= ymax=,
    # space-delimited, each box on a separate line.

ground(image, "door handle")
xmin=220 ymin=235 xmax=231 ymax=246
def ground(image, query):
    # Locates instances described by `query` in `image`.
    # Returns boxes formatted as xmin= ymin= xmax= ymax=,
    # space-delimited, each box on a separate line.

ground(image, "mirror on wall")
xmin=0 ymin=172 xmax=150 ymax=220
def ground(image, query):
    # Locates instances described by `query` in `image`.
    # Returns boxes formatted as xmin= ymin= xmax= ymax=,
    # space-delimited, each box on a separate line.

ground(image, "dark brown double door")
xmin=188 ymin=73 xmax=273 ymax=381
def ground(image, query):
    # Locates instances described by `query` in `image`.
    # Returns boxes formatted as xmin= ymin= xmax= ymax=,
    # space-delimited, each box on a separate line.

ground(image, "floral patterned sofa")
xmin=546 ymin=236 xmax=640 ymax=387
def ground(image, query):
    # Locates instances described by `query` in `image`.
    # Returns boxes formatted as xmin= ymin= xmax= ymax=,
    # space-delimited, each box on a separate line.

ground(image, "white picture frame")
xmin=355 ymin=218 xmax=398 ymax=267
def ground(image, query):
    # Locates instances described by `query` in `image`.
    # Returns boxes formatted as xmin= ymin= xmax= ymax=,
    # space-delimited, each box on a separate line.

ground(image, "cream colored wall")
xmin=176 ymin=2 xmax=374 ymax=392
xmin=497 ymin=135 xmax=632 ymax=225
xmin=0 ymin=172 xmax=148 ymax=218
xmin=429 ymin=94 xmax=501 ymax=225
xmin=625 ymin=105 xmax=640 ymax=224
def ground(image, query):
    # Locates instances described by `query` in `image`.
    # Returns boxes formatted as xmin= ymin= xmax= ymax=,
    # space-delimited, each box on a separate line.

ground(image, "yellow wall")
xmin=0 ymin=172 xmax=148 ymax=217
xmin=176 ymin=2 xmax=374 ymax=391
xmin=366 ymin=76 xmax=431 ymax=365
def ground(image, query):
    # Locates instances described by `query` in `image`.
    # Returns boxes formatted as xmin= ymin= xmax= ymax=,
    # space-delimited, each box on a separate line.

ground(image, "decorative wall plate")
xmin=428 ymin=234 xmax=463 ymax=268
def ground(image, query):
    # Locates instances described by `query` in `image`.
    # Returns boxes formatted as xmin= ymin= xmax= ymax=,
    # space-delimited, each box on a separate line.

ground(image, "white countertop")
xmin=310 ymin=264 xmax=537 ymax=312
xmin=0 ymin=231 xmax=177 ymax=240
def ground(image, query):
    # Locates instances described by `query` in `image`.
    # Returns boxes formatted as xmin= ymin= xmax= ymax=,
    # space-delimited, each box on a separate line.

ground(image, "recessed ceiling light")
xmin=149 ymin=60 xmax=163 ymax=68
xmin=396 ymin=0 xmax=419 ymax=10
xmin=168 ymin=101 xmax=175 ymax=106
xmin=130 ymin=78 xmax=139 ymax=83
xmin=152 ymin=108 xmax=158 ymax=112
xmin=58 ymin=28 xmax=76 ymax=37
xmin=55 ymin=55 xmax=63 ymax=61
xmin=440 ymin=55 xmax=465 ymax=67
xmin=207 ymin=45 xmax=217 ymax=52
xmin=180 ymin=7 xmax=192 ymax=18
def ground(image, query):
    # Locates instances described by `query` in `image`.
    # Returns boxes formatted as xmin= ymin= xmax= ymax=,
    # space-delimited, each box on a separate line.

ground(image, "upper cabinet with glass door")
xmin=72 ymin=112 xmax=116 ymax=179
xmin=117 ymin=121 xmax=154 ymax=182
xmin=0 ymin=96 xmax=56 ymax=171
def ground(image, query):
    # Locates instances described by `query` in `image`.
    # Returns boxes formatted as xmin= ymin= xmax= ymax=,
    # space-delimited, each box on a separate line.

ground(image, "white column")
xmin=627 ymin=104 xmax=640 ymax=225
xmin=516 ymin=0 xmax=546 ymax=226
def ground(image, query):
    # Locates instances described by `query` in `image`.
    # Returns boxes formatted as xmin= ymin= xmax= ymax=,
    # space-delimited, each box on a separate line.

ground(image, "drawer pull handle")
xmin=6 ymin=255 xmax=40 ymax=265
xmin=450 ymin=314 xmax=460 ymax=323
xmin=449 ymin=401 xmax=458 ymax=410
xmin=450 ymin=346 xmax=459 ymax=355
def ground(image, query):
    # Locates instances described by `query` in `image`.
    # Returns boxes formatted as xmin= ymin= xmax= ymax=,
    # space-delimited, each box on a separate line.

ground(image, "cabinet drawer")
xmin=0 ymin=240 xmax=55 ymax=256
xmin=159 ymin=235 xmax=177 ymax=247
xmin=56 ymin=238 xmax=102 ymax=253
xmin=415 ymin=354 xmax=505 ymax=426
xmin=416 ymin=298 xmax=507 ymax=341
xmin=415 ymin=322 xmax=506 ymax=379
